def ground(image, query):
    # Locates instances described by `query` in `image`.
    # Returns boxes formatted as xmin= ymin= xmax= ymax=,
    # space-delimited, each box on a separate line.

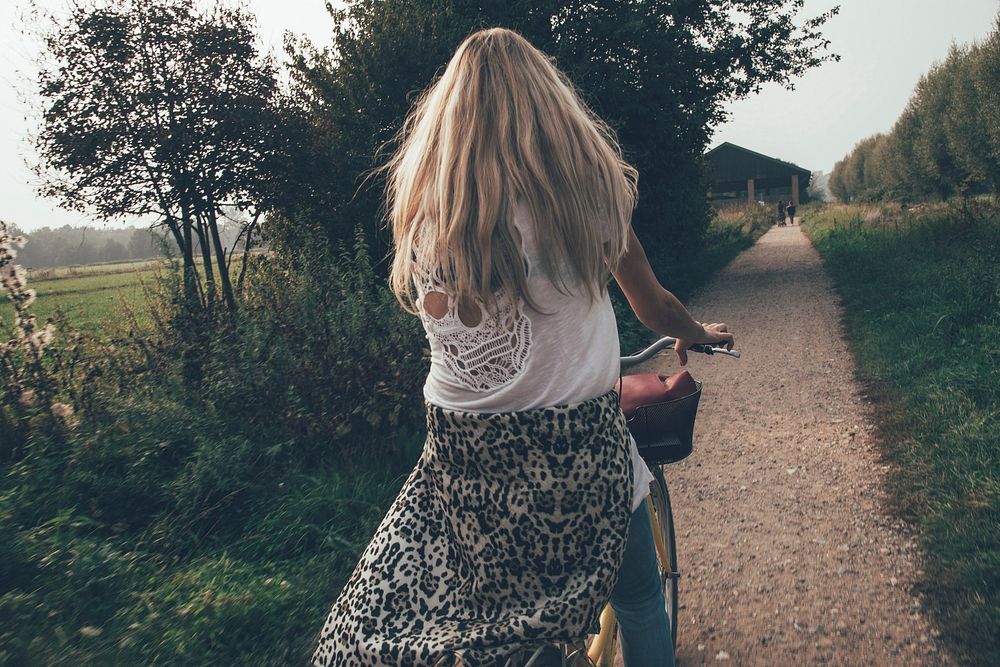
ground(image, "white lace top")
xmin=416 ymin=200 xmax=654 ymax=511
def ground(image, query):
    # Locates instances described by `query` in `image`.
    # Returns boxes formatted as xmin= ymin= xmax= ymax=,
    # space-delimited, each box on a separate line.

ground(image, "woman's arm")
xmin=611 ymin=226 xmax=734 ymax=365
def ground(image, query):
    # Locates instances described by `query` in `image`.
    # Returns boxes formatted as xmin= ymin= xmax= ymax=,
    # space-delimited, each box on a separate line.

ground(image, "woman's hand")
xmin=674 ymin=322 xmax=734 ymax=366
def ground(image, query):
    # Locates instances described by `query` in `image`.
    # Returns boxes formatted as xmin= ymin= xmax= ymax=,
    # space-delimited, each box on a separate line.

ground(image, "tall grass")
xmin=804 ymin=202 xmax=1000 ymax=665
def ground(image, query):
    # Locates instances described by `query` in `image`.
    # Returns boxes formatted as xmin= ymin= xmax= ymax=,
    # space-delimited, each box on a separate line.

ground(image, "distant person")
xmin=786 ymin=199 xmax=797 ymax=225
xmin=776 ymin=199 xmax=786 ymax=226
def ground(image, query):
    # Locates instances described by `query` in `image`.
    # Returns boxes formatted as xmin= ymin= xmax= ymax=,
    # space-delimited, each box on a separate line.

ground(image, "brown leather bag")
xmin=615 ymin=370 xmax=702 ymax=464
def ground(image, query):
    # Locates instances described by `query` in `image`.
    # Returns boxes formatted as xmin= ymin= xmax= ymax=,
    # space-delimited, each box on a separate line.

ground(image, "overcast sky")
xmin=2 ymin=0 xmax=998 ymax=231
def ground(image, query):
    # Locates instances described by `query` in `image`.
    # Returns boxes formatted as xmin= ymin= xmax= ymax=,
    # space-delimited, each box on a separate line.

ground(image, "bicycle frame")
xmin=582 ymin=336 xmax=738 ymax=666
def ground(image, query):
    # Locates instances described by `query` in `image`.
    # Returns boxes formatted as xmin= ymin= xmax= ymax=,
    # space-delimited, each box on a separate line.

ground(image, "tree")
xmin=970 ymin=23 xmax=1000 ymax=196
xmin=102 ymin=239 xmax=129 ymax=262
xmin=128 ymin=228 xmax=159 ymax=259
xmin=828 ymin=16 xmax=1000 ymax=204
xmin=806 ymin=171 xmax=831 ymax=202
xmin=910 ymin=53 xmax=965 ymax=200
xmin=884 ymin=103 xmax=929 ymax=201
xmin=32 ymin=0 xmax=283 ymax=310
xmin=831 ymin=135 xmax=879 ymax=202
xmin=828 ymin=159 xmax=847 ymax=202
xmin=863 ymin=134 xmax=896 ymax=202
xmin=283 ymin=0 xmax=839 ymax=257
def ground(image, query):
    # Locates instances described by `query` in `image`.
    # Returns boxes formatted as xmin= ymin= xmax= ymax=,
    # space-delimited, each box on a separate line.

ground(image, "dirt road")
xmin=635 ymin=224 xmax=949 ymax=666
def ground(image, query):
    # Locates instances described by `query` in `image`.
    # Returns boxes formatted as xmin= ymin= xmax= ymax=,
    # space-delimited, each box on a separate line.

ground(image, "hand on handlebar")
xmin=674 ymin=322 xmax=734 ymax=366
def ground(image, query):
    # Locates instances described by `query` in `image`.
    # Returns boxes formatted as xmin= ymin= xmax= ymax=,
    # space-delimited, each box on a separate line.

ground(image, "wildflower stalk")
xmin=1 ymin=220 xmax=71 ymax=454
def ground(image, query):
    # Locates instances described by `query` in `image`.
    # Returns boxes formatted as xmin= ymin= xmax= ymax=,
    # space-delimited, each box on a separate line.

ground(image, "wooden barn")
xmin=705 ymin=142 xmax=811 ymax=208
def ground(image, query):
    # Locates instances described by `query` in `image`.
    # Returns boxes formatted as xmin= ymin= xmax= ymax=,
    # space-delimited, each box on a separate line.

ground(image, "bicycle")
xmin=506 ymin=335 xmax=740 ymax=667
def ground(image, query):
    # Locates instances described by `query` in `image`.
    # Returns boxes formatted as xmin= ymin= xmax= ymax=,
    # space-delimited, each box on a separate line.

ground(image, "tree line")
xmin=4 ymin=223 xmax=247 ymax=270
xmin=829 ymin=18 xmax=1000 ymax=203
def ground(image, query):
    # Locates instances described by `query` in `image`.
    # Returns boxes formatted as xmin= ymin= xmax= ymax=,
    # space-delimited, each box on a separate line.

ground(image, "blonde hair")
xmin=384 ymin=27 xmax=638 ymax=313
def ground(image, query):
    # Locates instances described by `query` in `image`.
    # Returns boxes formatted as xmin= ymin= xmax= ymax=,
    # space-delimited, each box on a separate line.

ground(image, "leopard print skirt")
xmin=311 ymin=389 xmax=634 ymax=666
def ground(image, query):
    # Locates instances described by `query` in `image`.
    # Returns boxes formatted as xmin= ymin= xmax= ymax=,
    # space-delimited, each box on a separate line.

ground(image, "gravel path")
xmin=630 ymin=224 xmax=950 ymax=666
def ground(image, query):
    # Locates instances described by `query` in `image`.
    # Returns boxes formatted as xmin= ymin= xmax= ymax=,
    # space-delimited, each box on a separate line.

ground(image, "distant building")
xmin=705 ymin=142 xmax=811 ymax=208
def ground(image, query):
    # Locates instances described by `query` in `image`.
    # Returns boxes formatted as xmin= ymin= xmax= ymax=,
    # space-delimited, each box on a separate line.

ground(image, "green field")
xmin=1 ymin=251 xmax=273 ymax=337
xmin=804 ymin=203 xmax=1000 ymax=665
xmin=3 ymin=255 xmax=267 ymax=337
xmin=1 ymin=264 xmax=160 ymax=337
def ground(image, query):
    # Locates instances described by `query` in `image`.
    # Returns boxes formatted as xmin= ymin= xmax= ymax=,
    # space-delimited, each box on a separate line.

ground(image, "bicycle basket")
xmin=625 ymin=381 xmax=702 ymax=465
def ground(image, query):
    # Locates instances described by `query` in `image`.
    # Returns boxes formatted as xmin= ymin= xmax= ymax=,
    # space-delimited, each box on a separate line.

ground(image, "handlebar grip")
xmin=688 ymin=343 xmax=740 ymax=358
xmin=620 ymin=335 xmax=739 ymax=366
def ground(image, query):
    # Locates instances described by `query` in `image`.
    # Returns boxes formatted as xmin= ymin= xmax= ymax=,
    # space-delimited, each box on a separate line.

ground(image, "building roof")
xmin=705 ymin=142 xmax=811 ymax=187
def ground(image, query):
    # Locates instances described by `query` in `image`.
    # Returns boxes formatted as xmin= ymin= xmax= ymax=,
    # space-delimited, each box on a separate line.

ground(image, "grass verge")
xmin=803 ymin=202 xmax=1000 ymax=665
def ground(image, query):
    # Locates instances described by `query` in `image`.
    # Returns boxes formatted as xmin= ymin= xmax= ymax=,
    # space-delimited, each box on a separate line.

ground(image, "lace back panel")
xmin=418 ymin=286 xmax=532 ymax=392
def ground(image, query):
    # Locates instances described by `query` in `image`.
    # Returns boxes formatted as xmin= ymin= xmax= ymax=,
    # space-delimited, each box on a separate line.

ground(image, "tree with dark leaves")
xmin=284 ymin=0 xmax=839 ymax=258
xmin=32 ymin=0 xmax=281 ymax=309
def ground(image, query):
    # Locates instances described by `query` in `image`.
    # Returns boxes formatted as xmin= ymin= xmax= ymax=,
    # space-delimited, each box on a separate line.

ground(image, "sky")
xmin=1 ymin=0 xmax=998 ymax=231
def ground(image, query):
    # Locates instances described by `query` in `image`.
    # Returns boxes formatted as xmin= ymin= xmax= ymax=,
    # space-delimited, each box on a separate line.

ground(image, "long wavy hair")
xmin=384 ymin=27 xmax=638 ymax=313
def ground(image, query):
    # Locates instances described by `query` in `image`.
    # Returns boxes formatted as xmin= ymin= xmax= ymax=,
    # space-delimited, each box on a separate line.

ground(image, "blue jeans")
xmin=609 ymin=501 xmax=675 ymax=667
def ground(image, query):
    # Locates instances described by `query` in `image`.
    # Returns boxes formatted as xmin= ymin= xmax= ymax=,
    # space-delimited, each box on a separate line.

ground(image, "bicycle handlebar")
xmin=620 ymin=336 xmax=741 ymax=368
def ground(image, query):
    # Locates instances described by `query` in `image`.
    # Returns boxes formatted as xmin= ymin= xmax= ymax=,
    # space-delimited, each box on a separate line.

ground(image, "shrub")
xmin=0 ymin=220 xmax=93 ymax=460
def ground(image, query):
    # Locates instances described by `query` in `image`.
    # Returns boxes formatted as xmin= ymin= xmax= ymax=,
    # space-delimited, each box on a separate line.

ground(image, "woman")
xmin=311 ymin=27 xmax=733 ymax=667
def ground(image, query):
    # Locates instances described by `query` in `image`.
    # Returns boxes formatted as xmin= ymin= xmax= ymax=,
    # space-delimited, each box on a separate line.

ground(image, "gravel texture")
xmin=627 ymin=224 xmax=950 ymax=666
